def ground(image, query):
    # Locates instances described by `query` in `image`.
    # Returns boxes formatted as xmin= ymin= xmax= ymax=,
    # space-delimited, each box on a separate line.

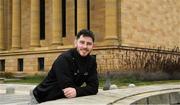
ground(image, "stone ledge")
xmin=40 ymin=84 xmax=180 ymax=105
xmin=114 ymin=89 xmax=180 ymax=105
xmin=1 ymin=84 xmax=180 ymax=105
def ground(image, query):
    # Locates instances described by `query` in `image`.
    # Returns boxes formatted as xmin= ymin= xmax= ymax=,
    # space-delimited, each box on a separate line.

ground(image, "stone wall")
xmin=121 ymin=0 xmax=180 ymax=49
xmin=1 ymin=46 xmax=180 ymax=75
xmin=133 ymin=92 xmax=180 ymax=105
xmin=95 ymin=46 xmax=180 ymax=74
xmin=1 ymin=0 xmax=180 ymax=75
xmin=0 ymin=47 xmax=70 ymax=74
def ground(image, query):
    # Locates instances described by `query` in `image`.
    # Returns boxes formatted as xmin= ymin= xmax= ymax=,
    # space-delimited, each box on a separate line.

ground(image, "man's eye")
xmin=80 ymin=41 xmax=85 ymax=44
xmin=87 ymin=42 xmax=92 ymax=46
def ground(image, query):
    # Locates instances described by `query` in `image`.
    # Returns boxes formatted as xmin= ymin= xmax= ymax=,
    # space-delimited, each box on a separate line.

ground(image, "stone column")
xmin=104 ymin=0 xmax=119 ymax=45
xmin=52 ymin=0 xmax=63 ymax=46
xmin=30 ymin=0 xmax=40 ymax=47
xmin=0 ymin=0 xmax=4 ymax=50
xmin=77 ymin=0 xmax=87 ymax=32
xmin=12 ymin=0 xmax=21 ymax=49
xmin=65 ymin=0 xmax=75 ymax=44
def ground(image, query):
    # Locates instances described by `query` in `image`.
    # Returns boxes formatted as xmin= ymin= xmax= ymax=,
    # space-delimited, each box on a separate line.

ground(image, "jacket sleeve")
xmin=75 ymin=58 xmax=99 ymax=97
xmin=52 ymin=55 xmax=75 ymax=89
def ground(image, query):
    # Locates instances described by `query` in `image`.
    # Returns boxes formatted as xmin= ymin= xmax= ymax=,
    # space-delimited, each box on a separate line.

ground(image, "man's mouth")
xmin=81 ymin=49 xmax=89 ymax=53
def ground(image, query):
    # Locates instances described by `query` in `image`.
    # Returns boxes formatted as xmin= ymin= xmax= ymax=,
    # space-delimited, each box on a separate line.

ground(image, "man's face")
xmin=75 ymin=35 xmax=94 ymax=57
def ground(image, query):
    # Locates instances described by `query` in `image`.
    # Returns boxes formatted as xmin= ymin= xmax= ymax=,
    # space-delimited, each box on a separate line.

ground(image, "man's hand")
xmin=63 ymin=87 xmax=77 ymax=98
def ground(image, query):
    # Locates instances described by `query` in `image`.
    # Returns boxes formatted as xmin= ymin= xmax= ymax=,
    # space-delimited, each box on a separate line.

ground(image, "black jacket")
xmin=33 ymin=48 xmax=99 ymax=103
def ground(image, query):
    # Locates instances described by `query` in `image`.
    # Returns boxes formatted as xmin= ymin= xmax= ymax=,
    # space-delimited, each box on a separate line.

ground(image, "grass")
xmin=99 ymin=77 xmax=180 ymax=88
xmin=4 ymin=75 xmax=46 ymax=85
xmin=4 ymin=75 xmax=180 ymax=88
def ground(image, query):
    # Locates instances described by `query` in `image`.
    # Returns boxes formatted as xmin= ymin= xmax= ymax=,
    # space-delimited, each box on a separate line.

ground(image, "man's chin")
xmin=80 ymin=53 xmax=89 ymax=57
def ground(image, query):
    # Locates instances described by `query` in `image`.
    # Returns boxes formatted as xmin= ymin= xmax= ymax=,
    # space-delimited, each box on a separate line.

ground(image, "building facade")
xmin=0 ymin=0 xmax=180 ymax=75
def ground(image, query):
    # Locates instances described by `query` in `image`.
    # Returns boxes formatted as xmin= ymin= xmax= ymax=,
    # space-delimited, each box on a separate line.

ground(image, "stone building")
xmin=0 ymin=0 xmax=180 ymax=75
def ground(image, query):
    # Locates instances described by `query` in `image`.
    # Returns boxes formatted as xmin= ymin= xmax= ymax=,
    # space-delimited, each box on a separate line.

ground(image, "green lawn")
xmin=4 ymin=75 xmax=180 ymax=87
xmin=99 ymin=77 xmax=180 ymax=87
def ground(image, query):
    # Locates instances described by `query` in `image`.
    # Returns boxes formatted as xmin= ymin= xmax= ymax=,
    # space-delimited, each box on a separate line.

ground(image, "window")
xmin=38 ymin=57 xmax=44 ymax=71
xmin=75 ymin=0 xmax=77 ymax=35
xmin=40 ymin=0 xmax=45 ymax=40
xmin=62 ymin=0 xmax=66 ymax=37
xmin=18 ymin=59 xmax=23 ymax=72
xmin=0 ymin=60 xmax=5 ymax=72
xmin=87 ymin=0 xmax=90 ymax=30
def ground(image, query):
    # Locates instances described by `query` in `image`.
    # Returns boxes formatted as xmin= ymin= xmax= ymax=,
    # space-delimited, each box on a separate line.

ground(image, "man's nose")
xmin=82 ymin=43 xmax=88 ymax=48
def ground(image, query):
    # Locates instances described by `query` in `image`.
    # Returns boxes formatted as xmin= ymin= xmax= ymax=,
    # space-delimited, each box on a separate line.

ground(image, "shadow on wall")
xmin=98 ymin=46 xmax=180 ymax=81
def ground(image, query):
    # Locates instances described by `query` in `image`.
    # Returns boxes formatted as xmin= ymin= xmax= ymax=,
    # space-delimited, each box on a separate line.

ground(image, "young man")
xmin=31 ymin=29 xmax=99 ymax=104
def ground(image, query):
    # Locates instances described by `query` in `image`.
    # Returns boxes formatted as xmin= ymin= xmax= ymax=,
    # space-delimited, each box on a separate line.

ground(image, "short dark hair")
xmin=76 ymin=29 xmax=95 ymax=42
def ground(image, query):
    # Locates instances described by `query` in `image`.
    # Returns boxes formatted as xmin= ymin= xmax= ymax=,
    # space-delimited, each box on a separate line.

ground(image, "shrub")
xmin=0 ymin=72 xmax=14 ymax=78
xmin=99 ymin=70 xmax=180 ymax=81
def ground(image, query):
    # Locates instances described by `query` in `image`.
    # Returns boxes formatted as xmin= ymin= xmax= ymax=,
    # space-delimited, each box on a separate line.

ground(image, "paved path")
xmin=0 ymin=83 xmax=180 ymax=105
xmin=0 ymin=84 xmax=35 ymax=105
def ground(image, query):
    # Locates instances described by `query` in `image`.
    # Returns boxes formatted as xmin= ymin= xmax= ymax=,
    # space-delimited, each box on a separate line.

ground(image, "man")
xmin=31 ymin=29 xmax=99 ymax=104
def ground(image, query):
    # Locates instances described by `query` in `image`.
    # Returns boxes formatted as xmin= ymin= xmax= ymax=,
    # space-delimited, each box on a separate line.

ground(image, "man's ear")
xmin=74 ymin=39 xmax=77 ymax=47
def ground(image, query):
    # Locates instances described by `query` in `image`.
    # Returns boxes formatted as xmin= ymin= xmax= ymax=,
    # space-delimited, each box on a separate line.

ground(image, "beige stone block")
xmin=132 ymin=98 xmax=148 ymax=105
xmin=170 ymin=92 xmax=180 ymax=104
xmin=148 ymin=93 xmax=169 ymax=104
